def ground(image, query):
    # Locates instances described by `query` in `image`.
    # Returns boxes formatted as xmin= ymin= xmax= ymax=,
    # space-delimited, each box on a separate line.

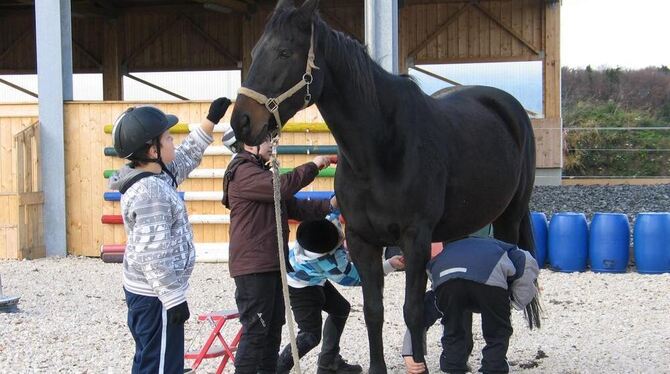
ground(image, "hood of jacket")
xmin=108 ymin=164 xmax=152 ymax=192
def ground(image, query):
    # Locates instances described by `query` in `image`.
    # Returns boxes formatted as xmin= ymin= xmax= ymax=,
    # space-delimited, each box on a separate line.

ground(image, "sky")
xmin=561 ymin=0 xmax=670 ymax=69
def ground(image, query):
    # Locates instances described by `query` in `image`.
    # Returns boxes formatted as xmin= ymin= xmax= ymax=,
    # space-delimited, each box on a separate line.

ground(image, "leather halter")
xmin=237 ymin=24 xmax=318 ymax=136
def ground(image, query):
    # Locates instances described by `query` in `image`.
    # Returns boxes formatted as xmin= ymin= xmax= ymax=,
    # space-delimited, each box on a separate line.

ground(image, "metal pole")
xmin=35 ymin=0 xmax=72 ymax=256
xmin=365 ymin=0 xmax=399 ymax=74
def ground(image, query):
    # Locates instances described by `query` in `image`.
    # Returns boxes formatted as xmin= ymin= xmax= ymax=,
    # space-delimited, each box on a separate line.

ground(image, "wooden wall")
xmin=400 ymin=0 xmax=544 ymax=69
xmin=0 ymin=104 xmax=38 ymax=258
xmin=62 ymin=102 xmax=335 ymax=257
xmin=0 ymin=104 xmax=38 ymax=193
xmin=1 ymin=100 xmax=560 ymax=257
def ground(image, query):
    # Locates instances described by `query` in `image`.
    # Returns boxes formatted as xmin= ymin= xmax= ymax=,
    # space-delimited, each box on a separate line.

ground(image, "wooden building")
xmin=0 ymin=0 xmax=561 ymax=257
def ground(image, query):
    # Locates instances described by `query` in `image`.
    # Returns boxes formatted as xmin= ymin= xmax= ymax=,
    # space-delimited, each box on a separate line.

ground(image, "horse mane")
xmin=315 ymin=16 xmax=380 ymax=109
xmin=266 ymin=8 xmax=421 ymax=110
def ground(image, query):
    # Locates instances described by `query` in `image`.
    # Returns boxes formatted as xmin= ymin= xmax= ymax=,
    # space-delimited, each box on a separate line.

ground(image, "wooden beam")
xmin=0 ymin=77 xmax=38 ymax=98
xmin=121 ymin=14 xmax=183 ymax=68
xmin=125 ymin=73 xmax=189 ymax=101
xmin=407 ymin=4 xmax=469 ymax=59
xmin=103 ymin=19 xmax=123 ymax=100
xmin=471 ymin=2 xmax=541 ymax=55
xmin=183 ymin=15 xmax=239 ymax=64
xmin=73 ymin=40 xmax=102 ymax=69
xmin=409 ymin=65 xmax=462 ymax=86
xmin=543 ymin=1 xmax=560 ymax=118
xmin=194 ymin=0 xmax=249 ymax=14
xmin=0 ymin=28 xmax=31 ymax=63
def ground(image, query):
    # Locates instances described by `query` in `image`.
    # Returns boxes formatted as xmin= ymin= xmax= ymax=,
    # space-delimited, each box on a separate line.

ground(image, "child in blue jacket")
xmin=402 ymin=236 xmax=540 ymax=374
xmin=276 ymin=212 xmax=403 ymax=374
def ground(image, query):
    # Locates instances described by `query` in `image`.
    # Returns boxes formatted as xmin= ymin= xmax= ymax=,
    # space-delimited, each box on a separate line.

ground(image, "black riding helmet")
xmin=112 ymin=106 xmax=179 ymax=158
xmin=112 ymin=106 xmax=180 ymax=186
xmin=296 ymin=218 xmax=341 ymax=254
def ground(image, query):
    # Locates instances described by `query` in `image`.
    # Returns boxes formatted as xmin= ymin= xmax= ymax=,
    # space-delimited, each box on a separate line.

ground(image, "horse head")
xmin=231 ymin=0 xmax=324 ymax=146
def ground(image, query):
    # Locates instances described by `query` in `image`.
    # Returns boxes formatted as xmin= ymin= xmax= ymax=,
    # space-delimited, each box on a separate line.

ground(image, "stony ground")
xmin=1 ymin=257 xmax=669 ymax=373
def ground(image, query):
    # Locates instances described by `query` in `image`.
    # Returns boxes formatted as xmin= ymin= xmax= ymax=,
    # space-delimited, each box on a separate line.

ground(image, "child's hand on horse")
xmin=388 ymin=255 xmax=405 ymax=270
xmin=312 ymin=155 xmax=331 ymax=169
xmin=403 ymin=356 xmax=426 ymax=374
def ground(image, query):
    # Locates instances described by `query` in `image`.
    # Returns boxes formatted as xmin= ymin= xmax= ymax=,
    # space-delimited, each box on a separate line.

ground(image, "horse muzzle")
xmin=231 ymin=94 xmax=273 ymax=146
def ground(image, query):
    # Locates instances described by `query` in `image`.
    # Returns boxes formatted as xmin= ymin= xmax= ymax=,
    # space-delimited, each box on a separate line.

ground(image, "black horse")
xmin=231 ymin=1 xmax=540 ymax=372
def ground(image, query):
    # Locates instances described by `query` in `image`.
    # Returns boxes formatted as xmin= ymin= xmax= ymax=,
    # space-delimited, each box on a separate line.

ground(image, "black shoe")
xmin=317 ymin=355 xmax=363 ymax=374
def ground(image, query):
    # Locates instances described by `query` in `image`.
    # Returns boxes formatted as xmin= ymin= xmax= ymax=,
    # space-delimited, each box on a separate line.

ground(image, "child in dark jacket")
xmin=223 ymin=135 xmax=334 ymax=374
xmin=403 ymin=237 xmax=539 ymax=374
xmin=276 ymin=212 xmax=403 ymax=374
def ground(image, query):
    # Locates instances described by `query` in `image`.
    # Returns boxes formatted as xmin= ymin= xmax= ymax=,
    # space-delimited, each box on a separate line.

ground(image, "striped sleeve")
xmin=168 ymin=126 xmax=214 ymax=185
xmin=128 ymin=195 xmax=185 ymax=309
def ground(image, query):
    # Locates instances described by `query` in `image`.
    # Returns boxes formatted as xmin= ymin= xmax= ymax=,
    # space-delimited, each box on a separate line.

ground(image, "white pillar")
xmin=365 ymin=0 xmax=399 ymax=74
xmin=35 ymin=0 xmax=72 ymax=257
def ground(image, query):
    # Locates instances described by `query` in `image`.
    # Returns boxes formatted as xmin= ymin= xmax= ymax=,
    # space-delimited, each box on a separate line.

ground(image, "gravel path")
xmin=1 ymin=257 xmax=669 ymax=373
xmin=2 ymin=184 xmax=670 ymax=373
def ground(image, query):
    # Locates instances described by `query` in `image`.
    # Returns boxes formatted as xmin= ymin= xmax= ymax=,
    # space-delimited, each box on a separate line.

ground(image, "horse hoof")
xmin=367 ymin=367 xmax=387 ymax=374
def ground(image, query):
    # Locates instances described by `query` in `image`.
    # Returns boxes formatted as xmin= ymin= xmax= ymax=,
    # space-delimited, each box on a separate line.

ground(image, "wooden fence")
xmin=0 ymin=102 xmax=561 ymax=258
xmin=0 ymin=121 xmax=44 ymax=259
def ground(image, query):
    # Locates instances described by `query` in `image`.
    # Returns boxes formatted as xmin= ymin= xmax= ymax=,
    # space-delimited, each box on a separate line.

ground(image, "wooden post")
xmin=103 ymin=19 xmax=124 ymax=101
xmin=543 ymin=2 xmax=560 ymax=119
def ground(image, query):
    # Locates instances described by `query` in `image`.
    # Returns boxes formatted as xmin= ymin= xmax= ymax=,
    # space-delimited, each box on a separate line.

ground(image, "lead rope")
xmin=271 ymin=133 xmax=302 ymax=374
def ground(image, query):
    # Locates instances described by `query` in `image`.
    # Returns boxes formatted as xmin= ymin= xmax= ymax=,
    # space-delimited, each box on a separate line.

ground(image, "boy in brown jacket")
xmin=222 ymin=135 xmax=334 ymax=374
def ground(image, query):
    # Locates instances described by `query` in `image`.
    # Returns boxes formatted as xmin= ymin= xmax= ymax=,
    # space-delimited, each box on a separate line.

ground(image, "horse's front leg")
xmin=347 ymin=230 xmax=386 ymax=374
xmin=400 ymin=226 xmax=432 ymax=372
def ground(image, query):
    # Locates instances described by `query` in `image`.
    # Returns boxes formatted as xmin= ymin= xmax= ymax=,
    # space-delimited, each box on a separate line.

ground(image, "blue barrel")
xmin=530 ymin=212 xmax=548 ymax=267
xmin=634 ymin=213 xmax=670 ymax=274
xmin=589 ymin=213 xmax=630 ymax=273
xmin=548 ymin=212 xmax=588 ymax=272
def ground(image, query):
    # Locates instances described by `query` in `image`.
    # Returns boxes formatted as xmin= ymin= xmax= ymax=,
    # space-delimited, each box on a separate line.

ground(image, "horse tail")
xmin=519 ymin=210 xmax=543 ymax=329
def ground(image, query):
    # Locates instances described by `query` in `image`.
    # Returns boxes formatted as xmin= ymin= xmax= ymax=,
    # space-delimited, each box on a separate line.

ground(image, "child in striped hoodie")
xmin=276 ymin=212 xmax=403 ymax=374
xmin=109 ymin=98 xmax=231 ymax=374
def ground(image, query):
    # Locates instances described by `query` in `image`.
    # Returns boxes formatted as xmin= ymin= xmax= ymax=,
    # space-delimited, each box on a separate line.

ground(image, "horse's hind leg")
xmin=399 ymin=226 xmax=432 ymax=371
xmin=347 ymin=230 xmax=387 ymax=374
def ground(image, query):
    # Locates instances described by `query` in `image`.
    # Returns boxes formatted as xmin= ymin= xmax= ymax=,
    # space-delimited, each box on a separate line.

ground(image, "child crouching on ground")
xmin=277 ymin=212 xmax=403 ymax=374
xmin=403 ymin=237 xmax=540 ymax=374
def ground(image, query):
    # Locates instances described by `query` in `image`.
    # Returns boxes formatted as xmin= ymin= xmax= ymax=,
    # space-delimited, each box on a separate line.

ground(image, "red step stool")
xmin=185 ymin=309 xmax=243 ymax=373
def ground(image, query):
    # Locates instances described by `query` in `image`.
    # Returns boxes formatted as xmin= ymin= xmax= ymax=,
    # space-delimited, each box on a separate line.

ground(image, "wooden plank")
xmin=0 ymin=225 xmax=19 ymax=259
xmin=543 ymin=2 xmax=561 ymax=118
xmin=19 ymin=192 xmax=43 ymax=206
xmin=0 ymin=104 xmax=39 ymax=118
xmin=65 ymin=104 xmax=82 ymax=256
xmin=408 ymin=3 xmax=468 ymax=59
xmin=457 ymin=4 xmax=468 ymax=58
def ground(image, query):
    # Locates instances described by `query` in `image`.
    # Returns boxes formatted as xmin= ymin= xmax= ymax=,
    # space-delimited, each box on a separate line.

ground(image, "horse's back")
xmin=432 ymin=85 xmax=532 ymax=148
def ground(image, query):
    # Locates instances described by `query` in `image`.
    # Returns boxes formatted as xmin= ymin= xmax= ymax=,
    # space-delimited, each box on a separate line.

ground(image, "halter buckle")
xmin=304 ymin=93 xmax=312 ymax=104
xmin=303 ymin=73 xmax=313 ymax=84
xmin=265 ymin=98 xmax=279 ymax=113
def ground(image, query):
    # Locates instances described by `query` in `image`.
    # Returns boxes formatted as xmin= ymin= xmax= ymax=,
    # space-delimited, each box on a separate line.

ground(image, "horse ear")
xmin=299 ymin=0 xmax=319 ymax=16
xmin=275 ymin=0 xmax=294 ymax=10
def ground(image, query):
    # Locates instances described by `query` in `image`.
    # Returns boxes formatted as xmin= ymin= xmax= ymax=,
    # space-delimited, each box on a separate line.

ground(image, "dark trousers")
xmin=436 ymin=279 xmax=512 ymax=374
xmin=233 ymin=272 xmax=286 ymax=374
xmin=276 ymin=281 xmax=351 ymax=372
xmin=124 ymin=289 xmax=184 ymax=374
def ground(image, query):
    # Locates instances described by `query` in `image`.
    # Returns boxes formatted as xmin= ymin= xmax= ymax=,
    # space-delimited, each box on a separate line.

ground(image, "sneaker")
xmin=316 ymin=355 xmax=363 ymax=374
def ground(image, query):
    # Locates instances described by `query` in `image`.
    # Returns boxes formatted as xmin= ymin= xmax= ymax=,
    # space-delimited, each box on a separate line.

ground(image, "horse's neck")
xmin=315 ymin=28 xmax=404 ymax=172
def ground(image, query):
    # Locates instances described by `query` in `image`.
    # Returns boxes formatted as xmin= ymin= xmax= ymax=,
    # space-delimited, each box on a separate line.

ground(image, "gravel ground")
xmin=1 ymin=184 xmax=670 ymax=373
xmin=1 ymin=257 xmax=669 ymax=373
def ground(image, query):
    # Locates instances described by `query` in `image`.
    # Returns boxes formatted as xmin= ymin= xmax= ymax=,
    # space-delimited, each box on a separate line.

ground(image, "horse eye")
xmin=279 ymin=49 xmax=292 ymax=59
